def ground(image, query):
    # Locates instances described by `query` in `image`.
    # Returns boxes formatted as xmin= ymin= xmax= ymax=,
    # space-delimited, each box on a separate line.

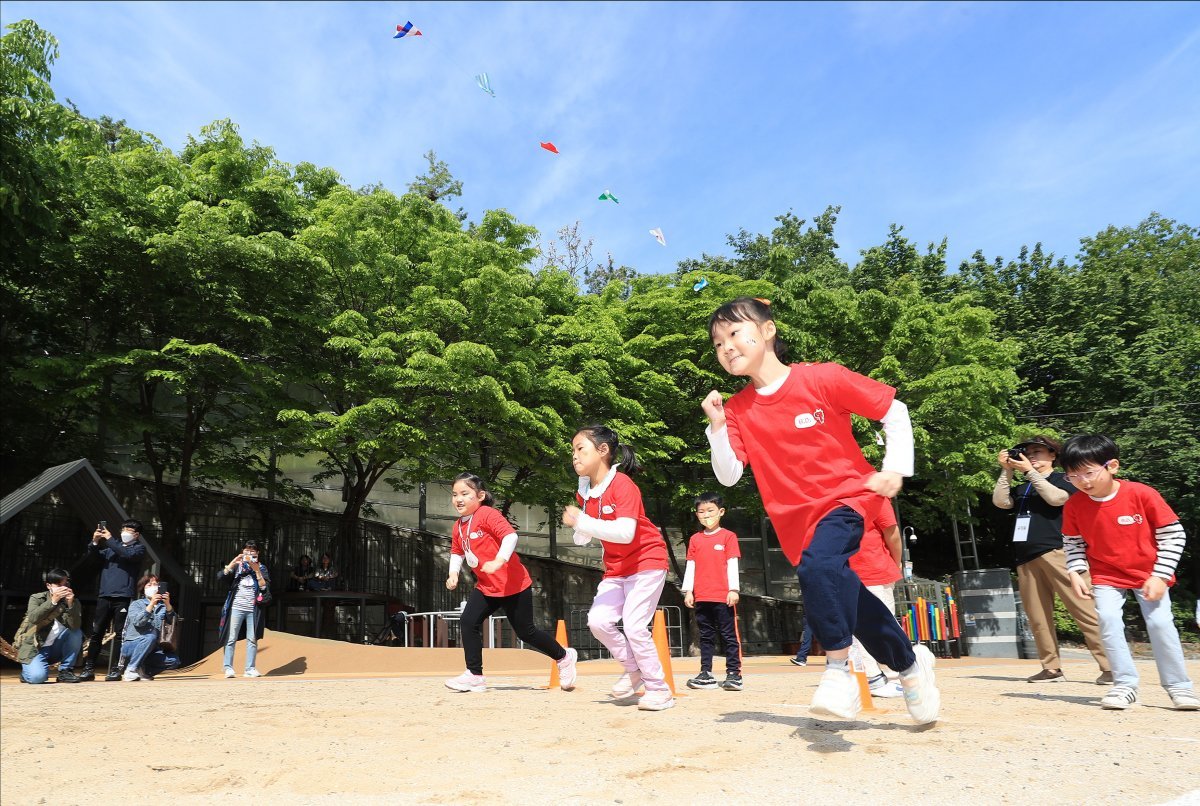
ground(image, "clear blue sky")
xmin=4 ymin=1 xmax=1198 ymax=276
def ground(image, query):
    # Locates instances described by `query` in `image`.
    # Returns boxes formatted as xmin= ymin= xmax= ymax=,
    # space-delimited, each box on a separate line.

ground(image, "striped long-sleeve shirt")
xmin=1062 ymin=480 xmax=1186 ymax=588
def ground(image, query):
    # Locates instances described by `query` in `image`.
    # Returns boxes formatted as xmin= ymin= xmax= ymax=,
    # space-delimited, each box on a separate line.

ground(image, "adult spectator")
xmin=993 ymin=436 xmax=1111 ymax=684
xmin=118 ymin=573 xmax=180 ymax=681
xmin=15 ymin=569 xmax=84 ymax=684
xmin=289 ymin=555 xmax=315 ymax=592
xmin=309 ymin=552 xmax=340 ymax=591
xmin=80 ymin=518 xmax=147 ymax=681
xmin=217 ymin=539 xmax=271 ymax=678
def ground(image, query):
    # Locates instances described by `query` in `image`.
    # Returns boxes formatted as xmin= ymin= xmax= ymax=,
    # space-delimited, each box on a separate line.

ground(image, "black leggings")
xmin=461 ymin=587 xmax=565 ymax=675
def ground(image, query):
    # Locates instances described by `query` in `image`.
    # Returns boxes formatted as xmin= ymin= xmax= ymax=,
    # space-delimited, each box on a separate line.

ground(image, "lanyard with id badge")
xmin=1012 ymin=483 xmax=1034 ymax=542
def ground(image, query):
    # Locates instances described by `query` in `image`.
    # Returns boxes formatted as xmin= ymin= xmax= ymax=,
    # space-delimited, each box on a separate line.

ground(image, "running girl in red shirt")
xmin=561 ymin=425 xmax=674 ymax=712
xmin=444 ymin=473 xmax=577 ymax=693
xmin=702 ymin=297 xmax=939 ymax=724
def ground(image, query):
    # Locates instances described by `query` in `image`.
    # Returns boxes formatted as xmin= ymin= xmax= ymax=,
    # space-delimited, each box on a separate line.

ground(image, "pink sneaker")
xmin=445 ymin=670 xmax=487 ymax=693
xmin=557 ymin=648 xmax=578 ymax=691
xmin=637 ymin=689 xmax=675 ymax=711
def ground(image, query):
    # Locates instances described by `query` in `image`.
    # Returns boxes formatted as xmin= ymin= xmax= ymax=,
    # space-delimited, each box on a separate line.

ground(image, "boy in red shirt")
xmin=682 ymin=492 xmax=743 ymax=691
xmin=703 ymin=297 xmax=939 ymax=724
xmin=1060 ymin=435 xmax=1196 ymax=711
xmin=849 ymin=505 xmax=905 ymax=698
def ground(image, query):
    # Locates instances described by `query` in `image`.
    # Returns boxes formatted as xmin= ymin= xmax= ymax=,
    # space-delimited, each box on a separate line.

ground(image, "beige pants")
xmin=1017 ymin=549 xmax=1110 ymax=672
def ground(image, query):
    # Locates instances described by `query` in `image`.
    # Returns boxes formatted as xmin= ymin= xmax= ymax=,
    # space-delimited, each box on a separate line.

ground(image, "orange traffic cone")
xmin=651 ymin=609 xmax=683 ymax=696
xmin=543 ymin=620 xmax=569 ymax=690
xmin=849 ymin=649 xmax=877 ymax=712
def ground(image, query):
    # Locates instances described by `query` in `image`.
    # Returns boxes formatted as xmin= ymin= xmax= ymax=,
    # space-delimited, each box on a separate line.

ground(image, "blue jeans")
xmin=21 ymin=628 xmax=84 ymax=684
xmin=796 ymin=507 xmax=915 ymax=672
xmin=141 ymin=649 xmax=180 ymax=677
xmin=120 ymin=632 xmax=158 ymax=672
xmin=1093 ymin=585 xmax=1193 ymax=692
xmin=224 ymin=608 xmax=258 ymax=670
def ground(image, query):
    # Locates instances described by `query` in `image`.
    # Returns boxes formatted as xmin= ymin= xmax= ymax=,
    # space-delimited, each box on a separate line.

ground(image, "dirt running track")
xmin=2 ymin=631 xmax=1197 ymax=805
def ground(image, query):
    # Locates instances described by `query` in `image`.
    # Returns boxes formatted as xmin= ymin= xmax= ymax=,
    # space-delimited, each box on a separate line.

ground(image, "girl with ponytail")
xmin=444 ymin=472 xmax=577 ymax=693
xmin=562 ymin=425 xmax=674 ymax=711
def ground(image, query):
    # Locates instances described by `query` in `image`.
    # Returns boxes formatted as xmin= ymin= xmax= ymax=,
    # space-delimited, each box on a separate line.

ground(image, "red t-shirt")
xmin=686 ymin=527 xmax=741 ymax=602
xmin=724 ymin=362 xmax=895 ymax=564
xmin=1062 ymin=480 xmax=1179 ymax=588
xmin=849 ymin=504 xmax=900 ymax=586
xmin=450 ymin=505 xmax=532 ymax=597
xmin=576 ymin=471 xmax=669 ymax=578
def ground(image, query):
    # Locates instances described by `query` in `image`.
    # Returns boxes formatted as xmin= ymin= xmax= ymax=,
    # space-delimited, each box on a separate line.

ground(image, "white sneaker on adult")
xmin=244 ymin=668 xmax=261 ymax=678
xmin=900 ymin=645 xmax=941 ymax=724
xmin=1100 ymin=686 xmax=1138 ymax=710
xmin=610 ymin=670 xmax=644 ymax=700
xmin=637 ymin=689 xmax=675 ymax=711
xmin=121 ymin=667 xmax=140 ymax=682
xmin=224 ymin=666 xmax=236 ymax=679
xmin=445 ymin=670 xmax=487 ymax=693
xmin=1168 ymin=689 xmax=1199 ymax=711
xmin=870 ymin=677 xmax=905 ymax=698
xmin=810 ymin=666 xmax=860 ymax=720
xmin=557 ymin=648 xmax=578 ymax=691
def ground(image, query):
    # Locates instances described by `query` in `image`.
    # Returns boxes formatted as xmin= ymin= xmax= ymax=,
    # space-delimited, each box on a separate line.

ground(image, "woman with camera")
xmin=118 ymin=573 xmax=180 ymax=681
xmin=217 ymin=540 xmax=271 ymax=679
xmin=993 ymin=436 xmax=1111 ymax=684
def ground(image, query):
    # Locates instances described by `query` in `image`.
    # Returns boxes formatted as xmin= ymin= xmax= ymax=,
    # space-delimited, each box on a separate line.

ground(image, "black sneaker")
xmin=76 ymin=665 xmax=96 ymax=682
xmin=789 ymin=658 xmax=807 ymax=666
xmin=721 ymin=673 xmax=743 ymax=691
xmin=686 ymin=671 xmax=719 ymax=689
xmin=104 ymin=667 xmax=124 ymax=682
xmin=56 ymin=670 xmax=83 ymax=683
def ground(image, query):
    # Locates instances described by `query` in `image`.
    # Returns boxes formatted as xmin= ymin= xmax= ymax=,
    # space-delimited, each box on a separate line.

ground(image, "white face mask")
xmin=121 ymin=531 xmax=136 ymax=544
xmin=145 ymin=585 xmax=159 ymax=597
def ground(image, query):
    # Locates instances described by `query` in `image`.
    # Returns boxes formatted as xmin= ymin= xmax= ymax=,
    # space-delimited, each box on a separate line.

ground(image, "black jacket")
xmin=87 ymin=536 xmax=147 ymax=598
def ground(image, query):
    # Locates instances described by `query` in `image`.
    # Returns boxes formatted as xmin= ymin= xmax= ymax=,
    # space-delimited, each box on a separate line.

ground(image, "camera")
xmin=1007 ymin=448 xmax=1025 ymax=461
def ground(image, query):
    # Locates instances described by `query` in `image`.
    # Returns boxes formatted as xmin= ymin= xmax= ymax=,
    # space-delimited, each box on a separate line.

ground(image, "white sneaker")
xmin=121 ymin=667 xmax=140 ymax=682
xmin=244 ymin=668 xmax=261 ymax=678
xmin=637 ymin=689 xmax=675 ymax=711
xmin=869 ymin=676 xmax=905 ymax=699
xmin=810 ymin=665 xmax=860 ymax=720
xmin=900 ymin=645 xmax=941 ymax=725
xmin=1100 ymin=686 xmax=1138 ymax=710
xmin=224 ymin=666 xmax=236 ymax=679
xmin=1168 ymin=689 xmax=1199 ymax=711
xmin=445 ymin=670 xmax=487 ymax=693
xmin=557 ymin=648 xmax=578 ymax=691
xmin=610 ymin=670 xmax=644 ymax=700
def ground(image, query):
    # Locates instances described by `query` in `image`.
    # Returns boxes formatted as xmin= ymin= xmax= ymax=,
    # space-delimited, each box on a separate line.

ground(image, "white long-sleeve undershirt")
xmin=573 ymin=514 xmax=636 ymax=545
xmin=707 ymin=398 xmax=915 ymax=485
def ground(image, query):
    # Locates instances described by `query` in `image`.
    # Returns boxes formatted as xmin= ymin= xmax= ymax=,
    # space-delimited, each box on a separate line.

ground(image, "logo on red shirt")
xmin=1116 ymin=514 xmax=1144 ymax=525
xmin=794 ymin=408 xmax=826 ymax=429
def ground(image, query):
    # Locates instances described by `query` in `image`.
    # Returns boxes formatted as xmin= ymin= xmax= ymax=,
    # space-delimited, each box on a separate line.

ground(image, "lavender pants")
xmin=588 ymin=569 xmax=669 ymax=692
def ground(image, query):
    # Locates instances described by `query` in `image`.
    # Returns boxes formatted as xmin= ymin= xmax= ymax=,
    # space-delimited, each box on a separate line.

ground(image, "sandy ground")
xmin=2 ymin=632 xmax=1198 ymax=805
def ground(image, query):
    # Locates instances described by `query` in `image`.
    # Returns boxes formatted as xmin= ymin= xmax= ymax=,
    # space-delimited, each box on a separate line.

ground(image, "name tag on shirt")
xmin=1012 ymin=514 xmax=1031 ymax=543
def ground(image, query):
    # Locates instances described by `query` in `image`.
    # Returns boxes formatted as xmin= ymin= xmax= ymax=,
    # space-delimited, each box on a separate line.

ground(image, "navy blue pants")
xmin=796 ymin=506 xmax=915 ymax=673
xmin=694 ymin=601 xmax=741 ymax=675
xmin=794 ymin=613 xmax=813 ymax=661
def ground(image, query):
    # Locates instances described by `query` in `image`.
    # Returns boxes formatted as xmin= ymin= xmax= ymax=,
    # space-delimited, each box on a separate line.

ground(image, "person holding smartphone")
xmin=80 ymin=518 xmax=147 ymax=681
xmin=15 ymin=569 xmax=85 ymax=683
xmin=216 ymin=540 xmax=271 ymax=678
xmin=117 ymin=573 xmax=180 ymax=681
